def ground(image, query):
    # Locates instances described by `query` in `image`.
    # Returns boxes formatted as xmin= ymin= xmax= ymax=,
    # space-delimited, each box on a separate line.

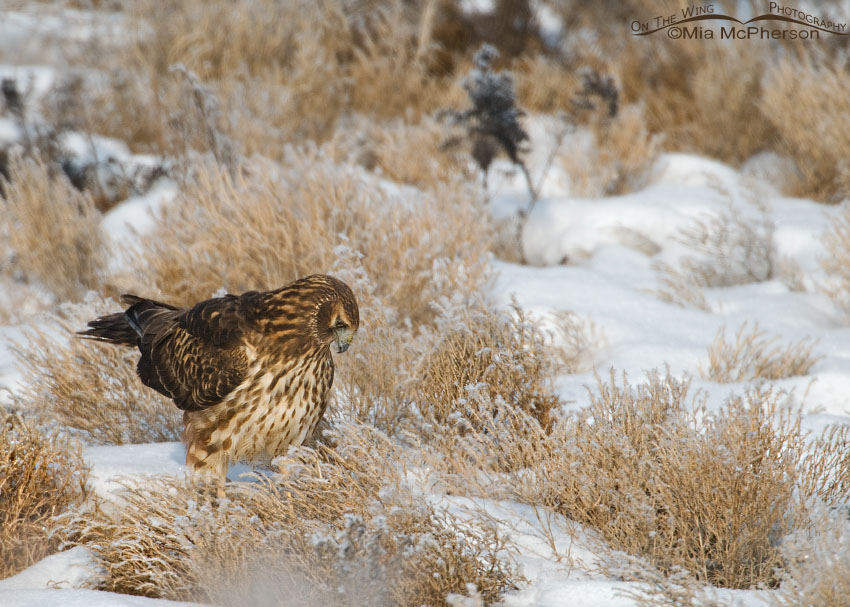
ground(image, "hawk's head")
xmin=312 ymin=276 xmax=360 ymax=354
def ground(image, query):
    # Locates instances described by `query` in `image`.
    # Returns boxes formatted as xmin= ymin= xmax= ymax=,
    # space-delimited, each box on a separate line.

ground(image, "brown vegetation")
xmin=11 ymin=313 xmax=182 ymax=445
xmin=61 ymin=423 xmax=519 ymax=606
xmin=1 ymin=156 xmax=106 ymax=301
xmin=703 ymin=323 xmax=821 ymax=383
xmin=0 ymin=414 xmax=89 ymax=578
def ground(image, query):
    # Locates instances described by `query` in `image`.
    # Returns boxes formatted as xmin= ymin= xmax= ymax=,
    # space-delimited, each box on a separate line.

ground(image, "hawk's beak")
xmin=334 ymin=328 xmax=354 ymax=354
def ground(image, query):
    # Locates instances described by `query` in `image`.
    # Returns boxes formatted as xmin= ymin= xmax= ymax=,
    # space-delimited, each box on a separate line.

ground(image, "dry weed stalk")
xmin=703 ymin=322 xmax=821 ymax=383
xmin=2 ymin=155 xmax=106 ymax=301
xmin=62 ymin=423 xmax=520 ymax=606
xmin=0 ymin=414 xmax=89 ymax=578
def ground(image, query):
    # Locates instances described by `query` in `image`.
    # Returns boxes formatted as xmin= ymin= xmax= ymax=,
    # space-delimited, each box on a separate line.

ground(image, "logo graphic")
xmin=631 ymin=2 xmax=847 ymax=40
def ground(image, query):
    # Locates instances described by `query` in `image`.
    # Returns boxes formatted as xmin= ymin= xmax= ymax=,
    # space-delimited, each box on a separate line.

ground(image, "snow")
xmin=5 ymin=142 xmax=849 ymax=605
xmin=0 ymin=589 xmax=198 ymax=607
xmin=2 ymin=10 xmax=850 ymax=607
xmin=0 ymin=547 xmax=101 ymax=591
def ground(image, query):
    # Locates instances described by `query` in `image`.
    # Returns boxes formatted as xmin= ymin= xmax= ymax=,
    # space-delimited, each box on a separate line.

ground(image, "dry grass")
xmin=134 ymin=154 xmax=491 ymax=328
xmin=70 ymin=0 xmax=466 ymax=158
xmin=10 ymin=302 xmax=181 ymax=445
xmin=507 ymin=371 xmax=809 ymax=588
xmin=325 ymin=115 xmax=475 ymax=194
xmin=770 ymin=509 xmax=850 ymax=607
xmin=548 ymin=310 xmax=606 ymax=374
xmin=654 ymin=203 xmax=775 ymax=309
xmin=1 ymin=155 xmax=106 ymax=301
xmin=762 ymin=55 xmax=850 ymax=202
xmin=702 ymin=323 xmax=821 ymax=383
xmin=820 ymin=202 xmax=850 ymax=320
xmin=411 ymin=304 xmax=563 ymax=434
xmin=426 ymin=368 xmax=839 ymax=589
xmin=61 ymin=423 xmax=520 ymax=606
xmin=0 ymin=414 xmax=89 ymax=579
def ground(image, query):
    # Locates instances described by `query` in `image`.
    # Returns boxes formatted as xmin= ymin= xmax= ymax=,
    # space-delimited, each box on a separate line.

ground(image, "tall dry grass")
xmin=134 ymin=153 xmax=491 ymax=328
xmin=762 ymin=55 xmax=850 ymax=202
xmin=2 ymin=155 xmax=106 ymax=301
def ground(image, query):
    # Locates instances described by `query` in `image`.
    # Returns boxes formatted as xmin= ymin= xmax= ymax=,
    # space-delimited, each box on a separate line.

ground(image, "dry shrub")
xmin=615 ymin=37 xmax=775 ymax=166
xmin=521 ymin=371 xmax=808 ymax=588
xmin=136 ymin=153 xmax=491 ymax=328
xmin=326 ymin=115 xmax=474 ymax=193
xmin=563 ymin=100 xmax=662 ymax=197
xmin=654 ymin=203 xmax=774 ymax=308
xmin=514 ymin=54 xmax=580 ymax=114
xmin=0 ymin=414 xmax=89 ymax=579
xmin=798 ymin=423 xmax=850 ymax=507
xmin=11 ymin=303 xmax=181 ymax=445
xmin=702 ymin=323 xmax=821 ymax=383
xmin=2 ymin=155 xmax=106 ymax=301
xmin=762 ymin=55 xmax=850 ymax=202
xmin=80 ymin=0 xmax=464 ymax=156
xmin=548 ymin=309 xmax=606 ymax=373
xmin=411 ymin=304 xmax=562 ymax=434
xmin=820 ymin=202 xmax=850 ymax=320
xmin=333 ymin=300 xmax=418 ymax=436
xmin=62 ymin=423 xmax=519 ymax=606
xmin=770 ymin=509 xmax=850 ymax=607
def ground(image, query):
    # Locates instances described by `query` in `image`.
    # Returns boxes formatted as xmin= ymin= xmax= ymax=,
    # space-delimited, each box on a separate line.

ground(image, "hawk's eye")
xmin=333 ymin=319 xmax=347 ymax=329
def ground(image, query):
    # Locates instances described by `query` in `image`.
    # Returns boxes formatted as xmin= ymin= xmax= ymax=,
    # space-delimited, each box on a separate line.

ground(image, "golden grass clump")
xmin=517 ymin=371 xmax=809 ymax=589
xmin=411 ymin=304 xmax=562 ymax=434
xmin=11 ymin=306 xmax=182 ymax=445
xmin=702 ymin=323 xmax=821 ymax=383
xmin=136 ymin=154 xmax=491 ymax=328
xmin=0 ymin=414 xmax=89 ymax=579
xmin=62 ymin=423 xmax=519 ymax=606
xmin=1 ymin=155 xmax=106 ymax=301
xmin=762 ymin=55 xmax=850 ymax=202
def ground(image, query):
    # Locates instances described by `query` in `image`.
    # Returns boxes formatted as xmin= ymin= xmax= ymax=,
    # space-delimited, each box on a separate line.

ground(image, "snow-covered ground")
xmin=1 ymin=7 xmax=849 ymax=606
xmin=4 ymin=141 xmax=846 ymax=605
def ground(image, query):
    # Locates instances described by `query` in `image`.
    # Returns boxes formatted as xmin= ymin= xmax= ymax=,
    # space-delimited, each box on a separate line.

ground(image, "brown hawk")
xmin=79 ymin=274 xmax=359 ymax=483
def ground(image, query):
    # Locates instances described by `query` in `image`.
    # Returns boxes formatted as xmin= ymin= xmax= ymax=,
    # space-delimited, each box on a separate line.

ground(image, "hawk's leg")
xmin=186 ymin=443 xmax=229 ymax=497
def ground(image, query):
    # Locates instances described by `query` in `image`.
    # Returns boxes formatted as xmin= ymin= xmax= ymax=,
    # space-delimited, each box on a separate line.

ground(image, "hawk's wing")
xmin=133 ymin=292 xmax=262 ymax=412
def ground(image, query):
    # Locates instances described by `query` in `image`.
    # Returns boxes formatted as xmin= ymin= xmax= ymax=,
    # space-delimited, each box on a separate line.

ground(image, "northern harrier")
xmin=80 ymin=274 xmax=359 ymax=484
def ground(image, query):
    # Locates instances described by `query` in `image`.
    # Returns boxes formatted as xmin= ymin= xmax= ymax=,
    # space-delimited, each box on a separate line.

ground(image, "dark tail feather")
xmin=78 ymin=311 xmax=138 ymax=346
xmin=78 ymin=294 xmax=178 ymax=346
